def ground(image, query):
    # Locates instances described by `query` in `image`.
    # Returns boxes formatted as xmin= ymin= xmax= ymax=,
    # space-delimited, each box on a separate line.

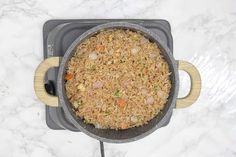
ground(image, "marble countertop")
xmin=0 ymin=0 xmax=236 ymax=156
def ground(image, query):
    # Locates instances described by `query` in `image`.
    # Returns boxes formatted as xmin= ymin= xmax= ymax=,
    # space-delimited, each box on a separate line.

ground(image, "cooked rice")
xmin=65 ymin=29 xmax=171 ymax=130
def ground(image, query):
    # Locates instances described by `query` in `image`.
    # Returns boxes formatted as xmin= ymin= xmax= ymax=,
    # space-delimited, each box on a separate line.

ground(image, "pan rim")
xmin=57 ymin=22 xmax=179 ymax=143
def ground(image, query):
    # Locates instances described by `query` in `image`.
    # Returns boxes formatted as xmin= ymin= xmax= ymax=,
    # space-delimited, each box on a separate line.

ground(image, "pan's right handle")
xmin=34 ymin=57 xmax=60 ymax=107
xmin=176 ymin=60 xmax=201 ymax=108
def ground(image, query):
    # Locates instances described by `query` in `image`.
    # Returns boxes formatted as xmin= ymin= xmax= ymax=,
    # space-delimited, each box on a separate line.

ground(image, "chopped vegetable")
xmin=77 ymin=83 xmax=86 ymax=91
xmin=65 ymin=73 xmax=73 ymax=80
xmin=149 ymin=52 xmax=157 ymax=59
xmin=156 ymin=62 xmax=162 ymax=68
xmin=93 ymin=81 xmax=103 ymax=89
xmin=130 ymin=116 xmax=138 ymax=123
xmin=146 ymin=96 xmax=154 ymax=105
xmin=95 ymin=123 xmax=102 ymax=128
xmin=121 ymin=80 xmax=130 ymax=88
xmin=89 ymin=52 xmax=98 ymax=60
xmin=72 ymin=102 xmax=79 ymax=108
xmin=117 ymin=99 xmax=127 ymax=108
xmin=120 ymin=122 xmax=128 ymax=129
xmin=95 ymin=44 xmax=105 ymax=52
xmin=114 ymin=89 xmax=121 ymax=97
xmin=131 ymin=46 xmax=140 ymax=55
xmin=157 ymin=90 xmax=167 ymax=99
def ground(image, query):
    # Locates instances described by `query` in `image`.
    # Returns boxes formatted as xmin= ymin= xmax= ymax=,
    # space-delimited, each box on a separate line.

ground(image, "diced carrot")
xmin=95 ymin=44 xmax=105 ymax=52
xmin=117 ymin=99 xmax=127 ymax=108
xmin=65 ymin=73 xmax=73 ymax=80
xmin=120 ymin=122 xmax=128 ymax=129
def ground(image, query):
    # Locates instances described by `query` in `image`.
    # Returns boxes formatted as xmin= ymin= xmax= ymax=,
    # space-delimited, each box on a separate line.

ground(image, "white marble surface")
xmin=0 ymin=0 xmax=236 ymax=156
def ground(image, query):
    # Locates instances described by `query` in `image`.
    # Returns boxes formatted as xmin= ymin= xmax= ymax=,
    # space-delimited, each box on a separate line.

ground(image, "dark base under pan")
xmin=43 ymin=19 xmax=174 ymax=132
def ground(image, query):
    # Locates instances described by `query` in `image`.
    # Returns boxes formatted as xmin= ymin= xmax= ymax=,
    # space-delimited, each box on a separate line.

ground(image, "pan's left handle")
xmin=34 ymin=57 xmax=60 ymax=107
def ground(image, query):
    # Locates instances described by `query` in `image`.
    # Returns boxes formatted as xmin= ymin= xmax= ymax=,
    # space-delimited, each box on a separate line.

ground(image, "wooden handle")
xmin=34 ymin=57 xmax=60 ymax=107
xmin=176 ymin=60 xmax=201 ymax=108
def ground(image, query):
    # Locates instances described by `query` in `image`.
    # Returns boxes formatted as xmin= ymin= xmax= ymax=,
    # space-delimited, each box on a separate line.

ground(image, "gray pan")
xmin=34 ymin=22 xmax=201 ymax=143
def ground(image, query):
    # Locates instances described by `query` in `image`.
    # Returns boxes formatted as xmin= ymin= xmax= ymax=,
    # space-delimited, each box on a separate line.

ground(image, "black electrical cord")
xmin=99 ymin=141 xmax=105 ymax=157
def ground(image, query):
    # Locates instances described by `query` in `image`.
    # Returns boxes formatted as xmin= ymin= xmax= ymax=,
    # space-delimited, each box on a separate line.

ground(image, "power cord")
xmin=99 ymin=141 xmax=105 ymax=157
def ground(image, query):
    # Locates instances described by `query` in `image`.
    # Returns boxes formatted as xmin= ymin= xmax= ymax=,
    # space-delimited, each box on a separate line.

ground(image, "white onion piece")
xmin=122 ymin=80 xmax=129 ymax=88
xmin=77 ymin=84 xmax=86 ymax=91
xmin=93 ymin=81 xmax=103 ymax=89
xmin=146 ymin=96 xmax=154 ymax=105
xmin=131 ymin=116 xmax=138 ymax=123
xmin=157 ymin=90 xmax=167 ymax=99
xmin=122 ymin=95 xmax=129 ymax=100
xmin=72 ymin=102 xmax=79 ymax=108
xmin=89 ymin=52 xmax=98 ymax=60
xmin=87 ymin=89 xmax=93 ymax=96
xmin=156 ymin=62 xmax=162 ymax=68
xmin=94 ymin=123 xmax=103 ymax=129
xmin=149 ymin=52 xmax=157 ymax=59
xmin=131 ymin=47 xmax=140 ymax=55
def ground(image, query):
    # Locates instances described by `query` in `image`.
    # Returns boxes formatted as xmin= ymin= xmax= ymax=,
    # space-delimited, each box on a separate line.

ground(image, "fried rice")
xmin=65 ymin=29 xmax=171 ymax=130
